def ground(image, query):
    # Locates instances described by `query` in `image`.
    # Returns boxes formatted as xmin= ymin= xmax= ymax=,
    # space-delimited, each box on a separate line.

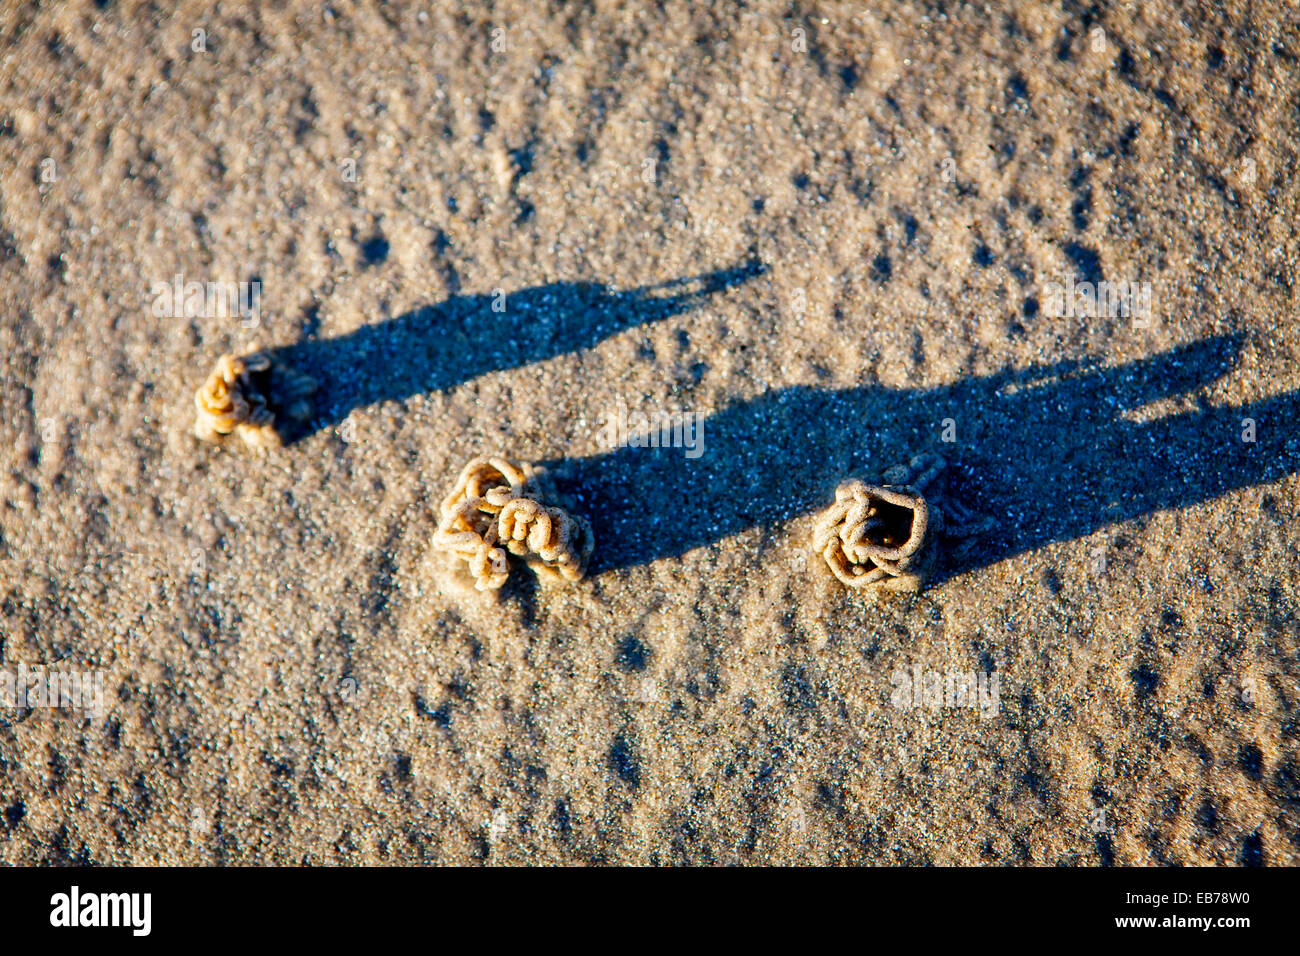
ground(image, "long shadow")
xmin=543 ymin=333 xmax=1300 ymax=580
xmin=268 ymin=259 xmax=766 ymax=439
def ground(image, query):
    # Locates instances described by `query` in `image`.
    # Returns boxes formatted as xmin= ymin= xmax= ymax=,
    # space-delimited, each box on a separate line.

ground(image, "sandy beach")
xmin=0 ymin=0 xmax=1297 ymax=864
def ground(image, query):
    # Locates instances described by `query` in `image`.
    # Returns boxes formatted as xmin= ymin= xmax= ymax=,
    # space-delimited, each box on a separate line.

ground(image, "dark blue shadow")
xmin=542 ymin=333 xmax=1299 ymax=581
xmin=268 ymin=258 xmax=766 ymax=440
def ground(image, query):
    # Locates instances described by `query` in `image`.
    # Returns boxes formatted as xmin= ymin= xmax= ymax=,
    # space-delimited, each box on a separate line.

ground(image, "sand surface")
xmin=1 ymin=0 xmax=1297 ymax=864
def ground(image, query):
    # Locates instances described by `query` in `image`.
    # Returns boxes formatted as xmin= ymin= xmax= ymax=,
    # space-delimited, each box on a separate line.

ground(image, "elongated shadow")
xmin=544 ymin=333 xmax=1299 ymax=580
xmin=268 ymin=259 xmax=766 ymax=440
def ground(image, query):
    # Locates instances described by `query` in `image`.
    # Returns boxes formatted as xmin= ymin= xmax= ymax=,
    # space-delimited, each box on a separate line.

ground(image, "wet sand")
xmin=0 ymin=1 xmax=1297 ymax=864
